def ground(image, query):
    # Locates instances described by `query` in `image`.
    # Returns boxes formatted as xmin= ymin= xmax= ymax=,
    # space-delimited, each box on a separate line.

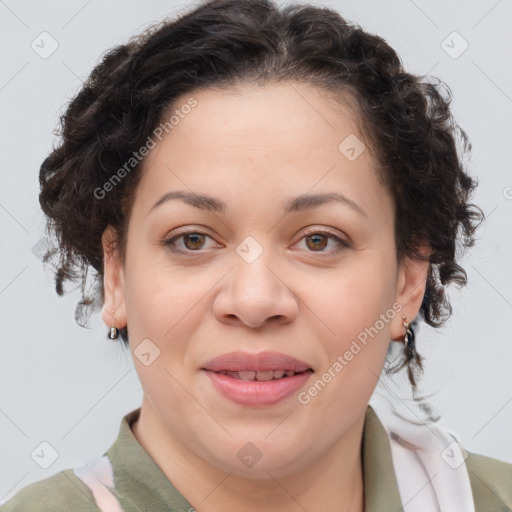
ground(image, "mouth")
xmin=200 ymin=351 xmax=314 ymax=406
xmin=202 ymin=368 xmax=314 ymax=406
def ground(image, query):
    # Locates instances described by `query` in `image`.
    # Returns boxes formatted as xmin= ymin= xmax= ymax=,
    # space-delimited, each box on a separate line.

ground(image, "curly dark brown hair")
xmin=39 ymin=0 xmax=483 ymax=392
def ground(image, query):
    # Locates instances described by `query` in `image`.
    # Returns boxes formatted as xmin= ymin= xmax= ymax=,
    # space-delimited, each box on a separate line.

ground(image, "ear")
xmin=101 ymin=225 xmax=127 ymax=331
xmin=390 ymin=244 xmax=431 ymax=341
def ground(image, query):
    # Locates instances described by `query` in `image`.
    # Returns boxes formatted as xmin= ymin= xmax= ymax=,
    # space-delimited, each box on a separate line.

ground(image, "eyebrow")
xmin=148 ymin=190 xmax=367 ymax=218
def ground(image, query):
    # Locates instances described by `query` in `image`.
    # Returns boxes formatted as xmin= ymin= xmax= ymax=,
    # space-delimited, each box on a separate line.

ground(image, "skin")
xmin=101 ymin=81 xmax=430 ymax=512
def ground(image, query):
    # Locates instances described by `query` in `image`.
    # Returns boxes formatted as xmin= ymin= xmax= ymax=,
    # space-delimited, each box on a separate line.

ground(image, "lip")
xmin=203 ymin=369 xmax=313 ymax=406
xmin=201 ymin=351 xmax=314 ymax=407
xmin=201 ymin=351 xmax=313 ymax=373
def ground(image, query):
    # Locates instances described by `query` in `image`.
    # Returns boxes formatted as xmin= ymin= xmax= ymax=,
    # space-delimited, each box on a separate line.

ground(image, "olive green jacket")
xmin=1 ymin=405 xmax=511 ymax=511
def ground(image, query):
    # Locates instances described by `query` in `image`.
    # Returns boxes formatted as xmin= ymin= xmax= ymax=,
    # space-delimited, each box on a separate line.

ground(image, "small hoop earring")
xmin=108 ymin=311 xmax=119 ymax=339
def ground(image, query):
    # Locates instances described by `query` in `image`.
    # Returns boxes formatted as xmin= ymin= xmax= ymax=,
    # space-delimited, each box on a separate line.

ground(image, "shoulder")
xmin=465 ymin=450 xmax=512 ymax=511
xmin=0 ymin=468 xmax=98 ymax=512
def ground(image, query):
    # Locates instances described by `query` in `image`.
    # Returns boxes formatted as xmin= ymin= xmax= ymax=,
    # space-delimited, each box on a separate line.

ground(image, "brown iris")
xmin=183 ymin=233 xmax=206 ymax=250
xmin=305 ymin=234 xmax=328 ymax=251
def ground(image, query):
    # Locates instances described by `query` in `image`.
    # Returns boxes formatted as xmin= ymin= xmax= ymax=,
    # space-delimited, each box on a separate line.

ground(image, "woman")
xmin=2 ymin=0 xmax=510 ymax=510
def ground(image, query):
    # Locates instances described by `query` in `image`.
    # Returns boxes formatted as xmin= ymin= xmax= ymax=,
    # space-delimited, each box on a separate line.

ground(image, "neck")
xmin=131 ymin=400 xmax=365 ymax=512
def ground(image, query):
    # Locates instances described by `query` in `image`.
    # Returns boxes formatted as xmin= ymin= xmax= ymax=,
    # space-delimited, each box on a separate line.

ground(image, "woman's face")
xmin=102 ymin=81 xmax=428 ymax=477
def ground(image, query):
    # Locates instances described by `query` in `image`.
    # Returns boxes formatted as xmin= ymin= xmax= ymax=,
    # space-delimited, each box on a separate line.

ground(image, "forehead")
xmin=132 ymin=81 xmax=390 ymax=222
xmin=163 ymin=81 xmax=363 ymax=152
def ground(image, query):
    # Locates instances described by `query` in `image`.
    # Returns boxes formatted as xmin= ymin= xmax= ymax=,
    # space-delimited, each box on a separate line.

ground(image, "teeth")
xmin=219 ymin=370 xmax=297 ymax=381
xmin=238 ymin=371 xmax=256 ymax=380
xmin=255 ymin=371 xmax=275 ymax=381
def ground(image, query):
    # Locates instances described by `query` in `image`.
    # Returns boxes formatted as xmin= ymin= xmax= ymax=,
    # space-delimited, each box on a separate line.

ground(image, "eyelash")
xmin=161 ymin=228 xmax=350 ymax=256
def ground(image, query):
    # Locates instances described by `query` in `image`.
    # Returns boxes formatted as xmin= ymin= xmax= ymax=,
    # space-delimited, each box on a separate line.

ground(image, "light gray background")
xmin=1 ymin=0 xmax=511 ymax=503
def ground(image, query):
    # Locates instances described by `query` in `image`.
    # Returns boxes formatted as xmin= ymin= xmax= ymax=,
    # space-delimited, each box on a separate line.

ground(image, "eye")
xmin=161 ymin=228 xmax=350 ymax=255
xmin=162 ymin=230 xmax=220 ymax=254
xmin=295 ymin=229 xmax=350 ymax=254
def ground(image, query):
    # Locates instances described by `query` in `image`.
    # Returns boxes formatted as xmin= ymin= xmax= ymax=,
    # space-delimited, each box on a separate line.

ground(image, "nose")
xmin=213 ymin=245 xmax=299 ymax=329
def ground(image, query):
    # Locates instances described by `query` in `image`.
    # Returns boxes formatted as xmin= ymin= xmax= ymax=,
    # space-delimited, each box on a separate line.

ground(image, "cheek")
xmin=314 ymin=251 xmax=396 ymax=335
xmin=122 ymin=271 xmax=198 ymax=416
xmin=123 ymin=252 xmax=206 ymax=336
xmin=122 ymin=257 xmax=217 ymax=393
xmin=310 ymin=250 xmax=397 ymax=388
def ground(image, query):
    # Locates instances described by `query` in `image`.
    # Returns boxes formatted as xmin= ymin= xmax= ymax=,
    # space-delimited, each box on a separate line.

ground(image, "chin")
xmin=199 ymin=438 xmax=308 ymax=479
